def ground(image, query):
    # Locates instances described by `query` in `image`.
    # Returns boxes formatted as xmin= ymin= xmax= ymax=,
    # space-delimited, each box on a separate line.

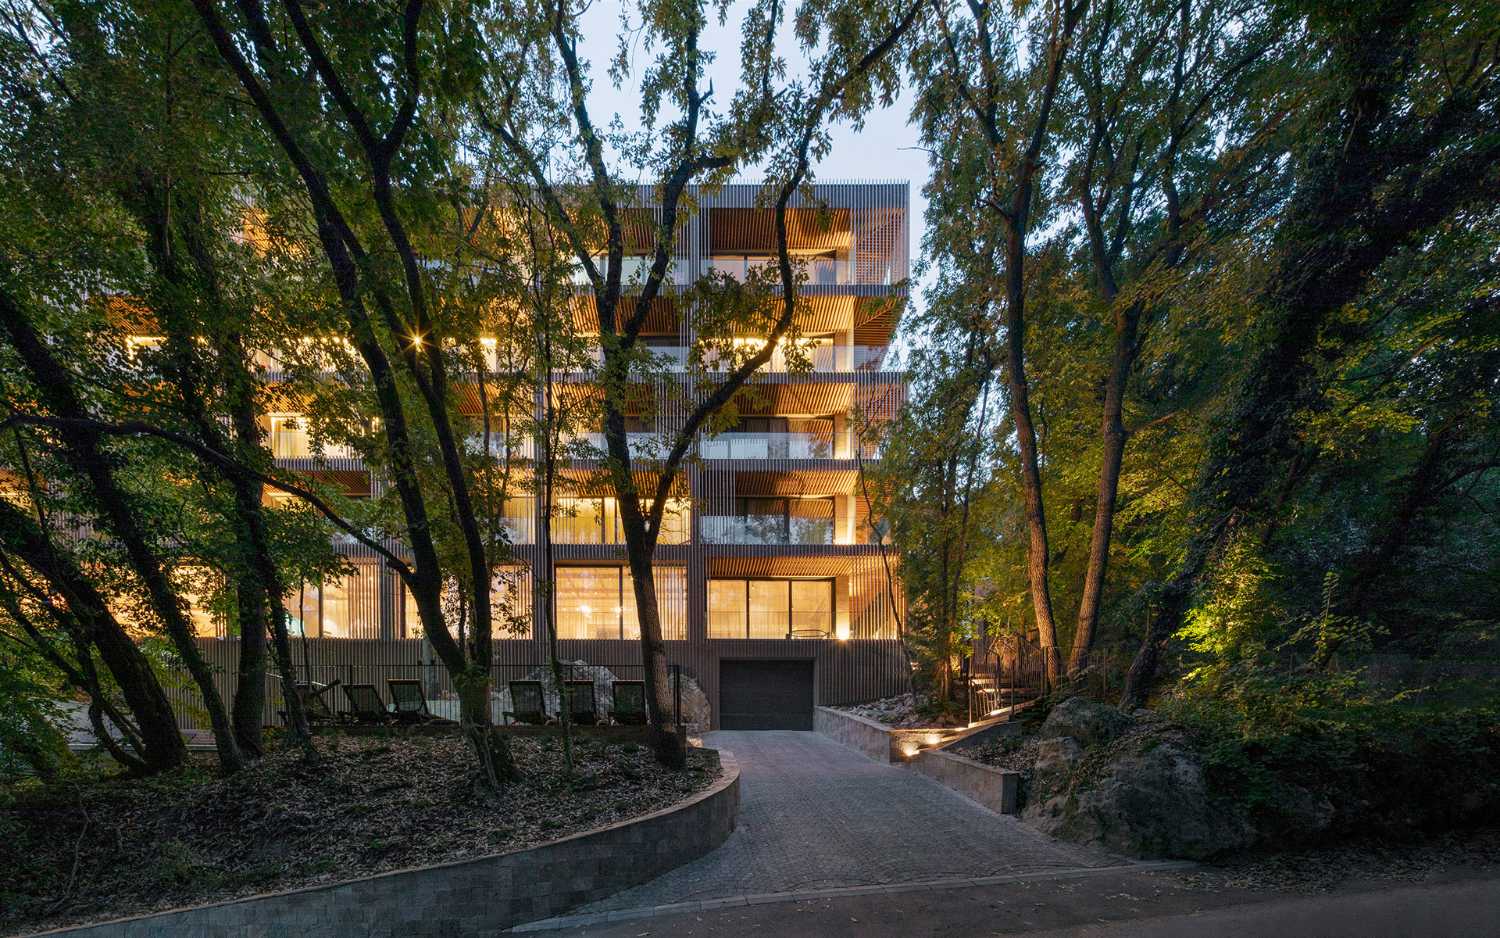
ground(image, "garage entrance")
xmin=719 ymin=659 xmax=815 ymax=730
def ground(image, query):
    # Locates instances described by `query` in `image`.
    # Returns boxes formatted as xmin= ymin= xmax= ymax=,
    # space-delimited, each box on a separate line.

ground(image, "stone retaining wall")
xmin=815 ymin=706 xmax=1006 ymax=764
xmin=912 ymin=748 xmax=1020 ymax=815
xmin=37 ymin=754 xmax=741 ymax=938
xmin=815 ymin=706 xmax=904 ymax=762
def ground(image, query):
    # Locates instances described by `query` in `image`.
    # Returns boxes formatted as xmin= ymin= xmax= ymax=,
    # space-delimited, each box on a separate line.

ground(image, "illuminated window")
xmin=401 ymin=584 xmax=423 ymax=639
xmin=708 ymin=580 xmax=746 ymax=638
xmin=124 ymin=335 xmax=164 ymax=361
xmin=173 ymin=565 xmax=226 ymax=638
xmin=397 ymin=566 xmax=532 ymax=639
xmin=552 ymin=497 xmax=688 ymax=545
xmin=267 ymin=413 xmax=359 ymax=459
xmin=555 ymin=566 xmax=685 ymax=640
xmin=708 ymin=578 xmax=835 ymax=640
xmin=284 ymin=564 xmax=380 ymax=638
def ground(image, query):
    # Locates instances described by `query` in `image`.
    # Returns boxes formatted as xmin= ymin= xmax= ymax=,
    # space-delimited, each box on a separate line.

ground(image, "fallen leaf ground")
xmin=0 ymin=733 xmax=720 ymax=934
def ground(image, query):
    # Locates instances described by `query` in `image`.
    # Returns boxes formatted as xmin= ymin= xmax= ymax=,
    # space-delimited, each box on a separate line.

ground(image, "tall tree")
xmin=1061 ymin=0 xmax=1286 ymax=674
xmin=911 ymin=0 xmax=1090 ymax=685
xmin=485 ymin=0 xmax=921 ymax=765
xmin=1119 ymin=0 xmax=1500 ymax=708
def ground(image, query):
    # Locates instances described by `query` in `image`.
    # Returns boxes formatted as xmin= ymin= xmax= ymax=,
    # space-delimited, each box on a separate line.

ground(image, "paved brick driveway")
xmin=574 ymin=730 xmax=1114 ymax=915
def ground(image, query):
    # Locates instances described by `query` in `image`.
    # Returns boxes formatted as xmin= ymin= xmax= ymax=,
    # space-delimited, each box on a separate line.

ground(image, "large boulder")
xmin=1030 ymin=736 xmax=1084 ymax=791
xmin=1040 ymin=696 xmax=1133 ymax=748
xmin=1023 ymin=729 xmax=1254 ymax=860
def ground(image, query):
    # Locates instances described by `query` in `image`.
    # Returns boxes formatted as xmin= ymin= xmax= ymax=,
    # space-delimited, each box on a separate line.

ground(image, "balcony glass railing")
xmin=570 ymin=256 xmax=693 ymax=287
xmin=566 ymin=432 xmax=671 ymax=459
xmin=699 ymin=431 xmax=845 ymax=460
xmin=580 ymin=346 xmax=692 ymax=370
xmin=464 ymin=432 xmax=535 ymax=461
xmin=483 ymin=343 xmax=890 ymax=375
xmin=269 ymin=427 xmax=358 ymax=460
xmin=700 ymin=516 xmax=834 ymax=545
xmin=706 ymin=344 xmax=891 ymax=373
xmin=706 ymin=256 xmax=852 ymax=286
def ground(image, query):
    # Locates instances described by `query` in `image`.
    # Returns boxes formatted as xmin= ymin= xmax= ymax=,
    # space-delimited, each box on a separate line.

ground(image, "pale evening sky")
xmin=570 ymin=0 xmax=935 ymax=322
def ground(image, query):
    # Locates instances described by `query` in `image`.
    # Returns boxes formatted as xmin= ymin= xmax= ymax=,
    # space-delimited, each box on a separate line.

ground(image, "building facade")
xmin=192 ymin=181 xmax=912 ymax=730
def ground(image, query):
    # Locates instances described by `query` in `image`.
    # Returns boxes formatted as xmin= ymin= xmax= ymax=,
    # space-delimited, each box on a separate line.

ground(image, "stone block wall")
xmin=40 ymin=755 xmax=740 ymax=938
xmin=912 ymin=748 xmax=1019 ymax=815
xmin=814 ymin=706 xmax=901 ymax=762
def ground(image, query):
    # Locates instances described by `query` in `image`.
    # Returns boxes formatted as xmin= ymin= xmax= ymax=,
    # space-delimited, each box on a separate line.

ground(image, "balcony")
xmin=464 ymin=432 xmax=536 ymax=461
xmin=700 ymin=431 xmax=847 ymax=460
xmin=706 ymin=255 xmax=853 ymax=286
xmin=566 ymin=432 xmax=672 ymax=460
xmin=268 ymin=420 xmax=359 ymax=461
xmin=700 ymin=515 xmax=834 ymax=545
xmin=579 ymin=344 xmax=889 ymax=374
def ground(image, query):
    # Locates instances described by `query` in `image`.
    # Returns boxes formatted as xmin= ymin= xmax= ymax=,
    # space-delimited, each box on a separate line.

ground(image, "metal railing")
xmin=964 ymin=635 xmax=1052 ymax=723
xmin=699 ymin=515 xmax=834 ymax=545
xmin=699 ymin=431 xmax=844 ymax=460
xmin=463 ymin=433 xmax=536 ymax=461
xmin=578 ymin=343 xmax=890 ymax=373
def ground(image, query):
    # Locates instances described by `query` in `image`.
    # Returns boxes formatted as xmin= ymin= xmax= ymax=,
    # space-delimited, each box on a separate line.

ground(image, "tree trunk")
xmin=623 ymin=535 xmax=686 ymax=768
xmin=0 ymin=500 xmax=187 ymax=772
xmin=230 ymin=582 xmax=270 ymax=757
xmin=1001 ymin=223 xmax=1062 ymax=687
xmin=1069 ymin=301 xmax=1142 ymax=676
xmin=0 ymin=286 xmax=245 ymax=772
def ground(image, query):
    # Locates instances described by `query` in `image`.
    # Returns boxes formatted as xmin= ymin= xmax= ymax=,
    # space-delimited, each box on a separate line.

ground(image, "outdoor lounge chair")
xmin=564 ymin=680 xmax=599 ymax=726
xmin=280 ymin=680 xmax=342 ymax=725
xmin=386 ymin=679 xmax=438 ymax=723
xmin=503 ymin=680 xmax=547 ymax=725
xmin=610 ymin=680 xmax=647 ymax=726
xmin=342 ymin=683 xmax=392 ymax=724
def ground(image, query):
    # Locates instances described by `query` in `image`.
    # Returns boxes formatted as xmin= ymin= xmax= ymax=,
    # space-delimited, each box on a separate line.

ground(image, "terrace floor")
xmin=542 ymin=730 xmax=1119 ymax=924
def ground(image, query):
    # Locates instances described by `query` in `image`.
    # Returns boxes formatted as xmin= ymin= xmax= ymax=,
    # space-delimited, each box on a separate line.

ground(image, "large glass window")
xmin=555 ymin=566 xmax=686 ymax=640
xmin=748 ymin=581 xmax=788 ymax=638
xmin=285 ymin=563 xmax=380 ymax=638
xmin=173 ymin=565 xmax=226 ymax=637
xmin=398 ymin=564 xmax=532 ymax=639
xmin=709 ymin=578 xmax=836 ymax=639
xmin=552 ymin=497 xmax=688 ymax=544
xmin=791 ymin=581 xmax=834 ymax=636
xmin=708 ymin=580 xmax=746 ymax=638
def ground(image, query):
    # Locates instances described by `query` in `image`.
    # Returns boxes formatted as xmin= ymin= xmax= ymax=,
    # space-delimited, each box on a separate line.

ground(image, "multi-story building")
xmin=191 ymin=182 xmax=912 ymax=730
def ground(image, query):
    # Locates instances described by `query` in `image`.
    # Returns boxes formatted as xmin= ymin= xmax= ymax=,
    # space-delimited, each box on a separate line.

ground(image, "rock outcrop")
xmin=1039 ymin=696 xmax=1132 ymax=748
xmin=1021 ymin=701 xmax=1254 ymax=860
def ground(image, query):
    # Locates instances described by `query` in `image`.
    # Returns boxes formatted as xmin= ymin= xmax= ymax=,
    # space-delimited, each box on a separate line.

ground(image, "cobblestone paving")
xmin=577 ymin=730 xmax=1115 ymax=913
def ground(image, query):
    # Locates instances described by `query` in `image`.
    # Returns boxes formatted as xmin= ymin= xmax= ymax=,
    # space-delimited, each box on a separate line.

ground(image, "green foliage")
xmin=0 ymin=642 xmax=73 ymax=782
xmin=1164 ymin=666 xmax=1500 ymax=841
xmin=883 ymin=0 xmax=1500 ymax=714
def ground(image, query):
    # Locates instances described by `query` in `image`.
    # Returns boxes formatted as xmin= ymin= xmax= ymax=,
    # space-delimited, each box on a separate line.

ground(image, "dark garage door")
xmin=719 ymin=659 xmax=815 ymax=730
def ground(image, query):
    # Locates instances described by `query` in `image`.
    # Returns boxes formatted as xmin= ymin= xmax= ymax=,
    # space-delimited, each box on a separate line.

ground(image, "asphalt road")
xmin=522 ymin=868 xmax=1500 ymax=937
